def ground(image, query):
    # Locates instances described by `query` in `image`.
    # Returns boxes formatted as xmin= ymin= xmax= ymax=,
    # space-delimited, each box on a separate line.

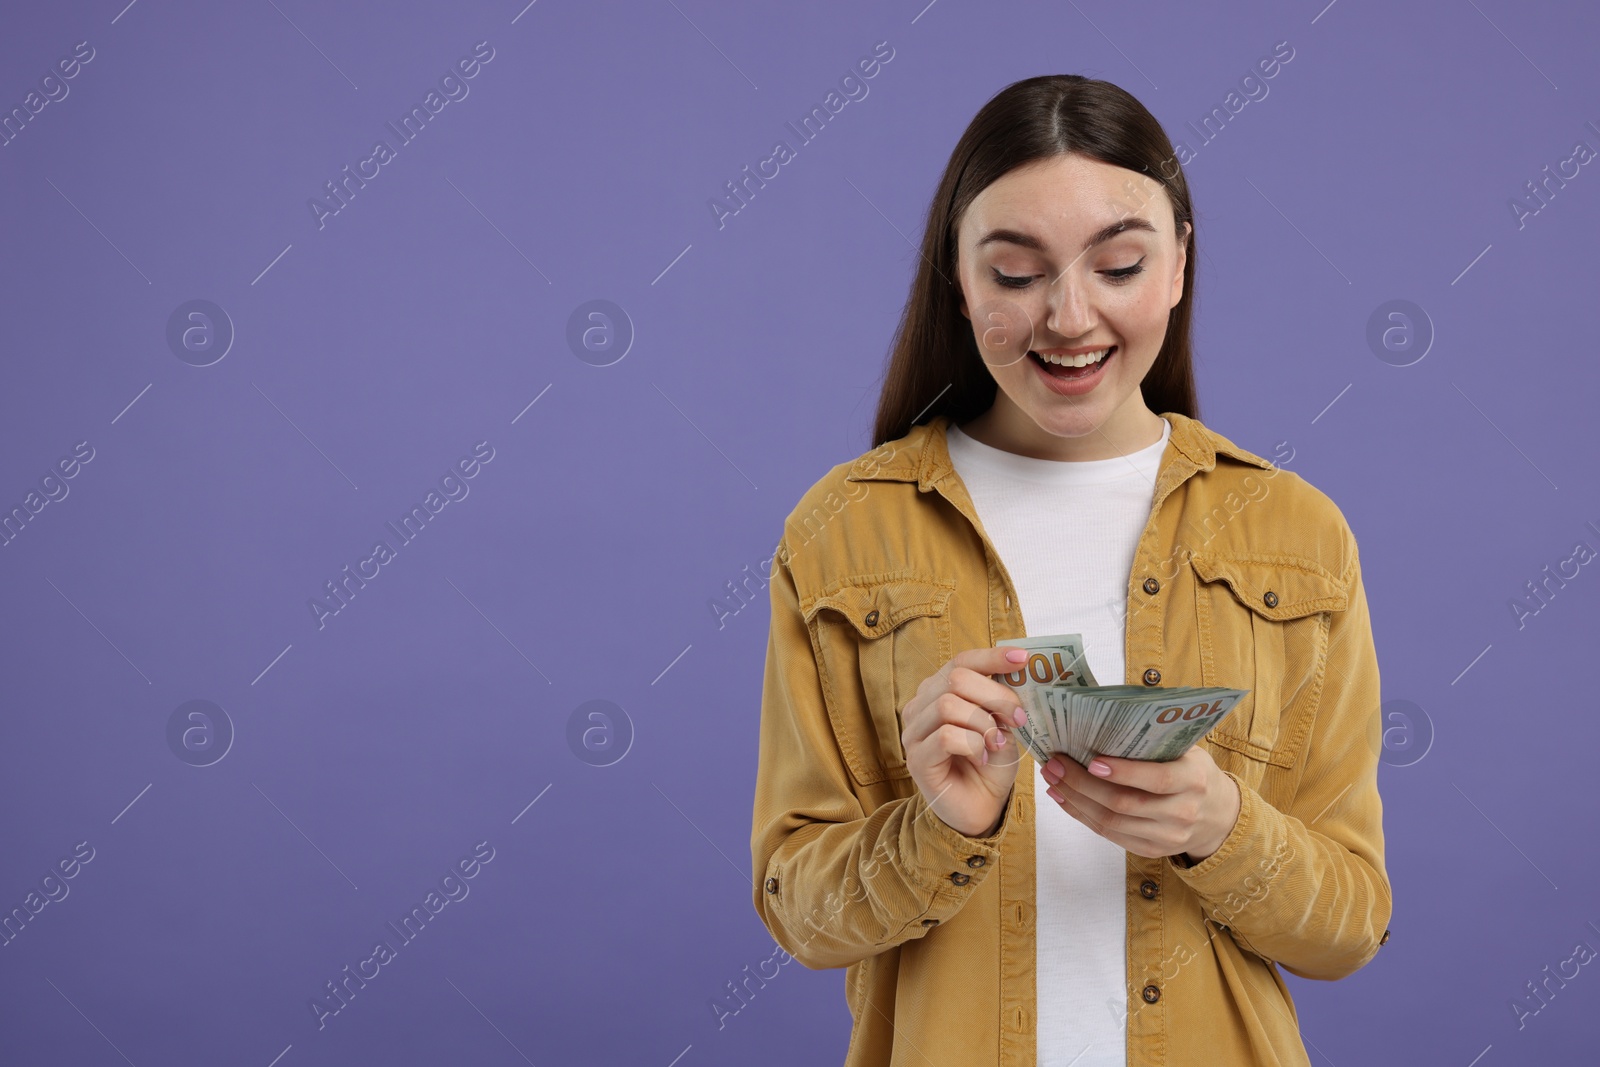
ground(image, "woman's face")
xmin=953 ymin=152 xmax=1191 ymax=461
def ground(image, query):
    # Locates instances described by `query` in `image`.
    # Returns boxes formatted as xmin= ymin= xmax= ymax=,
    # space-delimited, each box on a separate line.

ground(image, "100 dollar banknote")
xmin=993 ymin=634 xmax=1248 ymax=766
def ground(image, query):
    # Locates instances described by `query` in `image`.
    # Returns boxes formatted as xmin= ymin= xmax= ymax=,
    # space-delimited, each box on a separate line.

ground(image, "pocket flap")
xmin=801 ymin=574 xmax=956 ymax=639
xmin=1190 ymin=553 xmax=1347 ymax=620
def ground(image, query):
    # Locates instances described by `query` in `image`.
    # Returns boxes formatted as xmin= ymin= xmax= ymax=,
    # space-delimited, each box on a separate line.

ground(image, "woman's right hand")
xmin=901 ymin=647 xmax=1030 ymax=838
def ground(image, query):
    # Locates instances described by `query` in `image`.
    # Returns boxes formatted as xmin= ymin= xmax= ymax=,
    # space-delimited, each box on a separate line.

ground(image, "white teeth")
xmin=1035 ymin=347 xmax=1111 ymax=367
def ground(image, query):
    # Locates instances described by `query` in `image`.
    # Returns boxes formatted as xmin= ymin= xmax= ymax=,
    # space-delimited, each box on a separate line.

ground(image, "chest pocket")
xmin=1189 ymin=553 xmax=1348 ymax=773
xmin=801 ymin=574 xmax=956 ymax=787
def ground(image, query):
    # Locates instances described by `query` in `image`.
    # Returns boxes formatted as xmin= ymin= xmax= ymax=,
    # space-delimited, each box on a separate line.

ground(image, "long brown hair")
xmin=871 ymin=75 xmax=1200 ymax=448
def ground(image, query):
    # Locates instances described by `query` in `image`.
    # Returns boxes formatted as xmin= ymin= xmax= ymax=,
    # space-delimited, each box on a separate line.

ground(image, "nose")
xmin=1044 ymin=270 xmax=1096 ymax=342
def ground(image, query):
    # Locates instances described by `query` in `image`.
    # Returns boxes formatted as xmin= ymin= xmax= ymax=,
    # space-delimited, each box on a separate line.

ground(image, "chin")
xmin=1027 ymin=401 xmax=1116 ymax=435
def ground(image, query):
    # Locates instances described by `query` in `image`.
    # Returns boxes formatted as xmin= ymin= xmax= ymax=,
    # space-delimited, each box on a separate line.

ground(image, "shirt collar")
xmin=845 ymin=411 xmax=1276 ymax=491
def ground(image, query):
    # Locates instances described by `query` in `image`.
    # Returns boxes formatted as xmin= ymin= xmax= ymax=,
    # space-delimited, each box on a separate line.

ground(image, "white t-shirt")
xmin=946 ymin=416 xmax=1171 ymax=1067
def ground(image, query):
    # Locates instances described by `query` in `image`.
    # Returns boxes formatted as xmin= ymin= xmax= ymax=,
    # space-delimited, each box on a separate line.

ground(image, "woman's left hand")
xmin=1041 ymin=745 xmax=1241 ymax=862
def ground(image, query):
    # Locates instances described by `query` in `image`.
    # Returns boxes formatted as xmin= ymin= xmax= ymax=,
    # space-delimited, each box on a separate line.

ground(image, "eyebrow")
xmin=975 ymin=216 xmax=1159 ymax=255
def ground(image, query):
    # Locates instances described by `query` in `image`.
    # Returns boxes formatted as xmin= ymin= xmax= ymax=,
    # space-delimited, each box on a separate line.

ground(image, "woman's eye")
xmin=990 ymin=258 xmax=1147 ymax=290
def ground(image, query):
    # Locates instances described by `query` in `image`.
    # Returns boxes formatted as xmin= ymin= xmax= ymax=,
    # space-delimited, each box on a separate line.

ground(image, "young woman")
xmin=751 ymin=75 xmax=1390 ymax=1067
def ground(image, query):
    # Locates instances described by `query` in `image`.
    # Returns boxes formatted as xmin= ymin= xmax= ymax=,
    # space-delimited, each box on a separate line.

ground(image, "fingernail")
xmin=1005 ymin=648 xmax=1026 ymax=662
xmin=981 ymin=748 xmax=990 ymax=766
xmin=1012 ymin=706 xmax=1026 ymax=726
xmin=996 ymin=732 xmax=1008 ymax=747
xmin=1088 ymin=759 xmax=1112 ymax=777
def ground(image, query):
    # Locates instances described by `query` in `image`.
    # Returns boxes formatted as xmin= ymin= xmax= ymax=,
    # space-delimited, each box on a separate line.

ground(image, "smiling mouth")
xmin=1029 ymin=346 xmax=1115 ymax=378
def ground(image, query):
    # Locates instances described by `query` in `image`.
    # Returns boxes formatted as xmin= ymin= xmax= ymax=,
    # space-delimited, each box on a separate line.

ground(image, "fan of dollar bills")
xmin=993 ymin=634 xmax=1249 ymax=766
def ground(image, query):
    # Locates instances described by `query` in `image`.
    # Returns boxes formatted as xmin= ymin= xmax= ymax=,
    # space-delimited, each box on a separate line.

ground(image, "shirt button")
xmin=1139 ymin=880 xmax=1158 ymax=899
xmin=922 ymin=918 xmax=940 ymax=927
xmin=966 ymin=855 xmax=987 ymax=869
xmin=1142 ymin=577 xmax=1160 ymax=595
xmin=950 ymin=872 xmax=971 ymax=886
xmin=1262 ymin=591 xmax=1278 ymax=608
xmin=1142 ymin=667 xmax=1162 ymax=686
xmin=764 ymin=876 xmax=779 ymax=894
xmin=1141 ymin=984 xmax=1161 ymax=1004
xmin=864 ymin=609 xmax=880 ymax=627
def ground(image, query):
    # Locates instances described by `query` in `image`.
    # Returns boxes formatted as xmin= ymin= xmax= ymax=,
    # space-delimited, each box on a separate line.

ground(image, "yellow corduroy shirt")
xmin=749 ymin=411 xmax=1392 ymax=1066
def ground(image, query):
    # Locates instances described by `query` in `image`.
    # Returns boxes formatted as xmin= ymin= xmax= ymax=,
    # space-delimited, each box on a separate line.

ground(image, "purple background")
xmin=2 ymin=1 xmax=1597 ymax=1064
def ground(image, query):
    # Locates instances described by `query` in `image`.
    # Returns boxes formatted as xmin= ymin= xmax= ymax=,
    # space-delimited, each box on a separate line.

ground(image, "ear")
xmin=1168 ymin=221 xmax=1191 ymax=310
